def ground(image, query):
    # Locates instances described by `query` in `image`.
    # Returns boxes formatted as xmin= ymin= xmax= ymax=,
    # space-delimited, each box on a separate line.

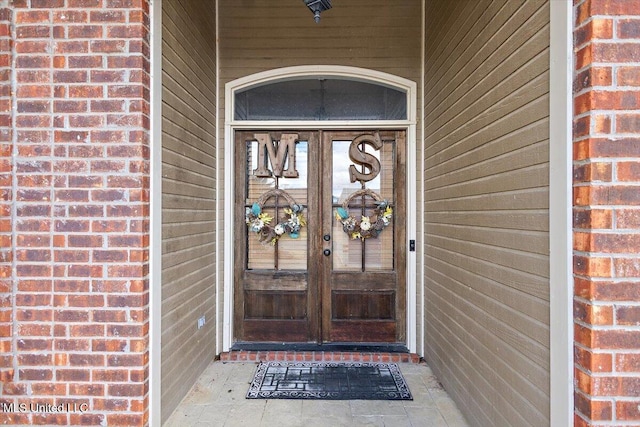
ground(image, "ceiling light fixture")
xmin=303 ymin=0 xmax=332 ymax=23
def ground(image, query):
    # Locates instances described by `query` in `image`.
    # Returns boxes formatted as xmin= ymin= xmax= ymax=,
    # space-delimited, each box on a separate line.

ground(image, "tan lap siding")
xmin=424 ymin=1 xmax=550 ymax=426
xmin=161 ymin=0 xmax=217 ymax=422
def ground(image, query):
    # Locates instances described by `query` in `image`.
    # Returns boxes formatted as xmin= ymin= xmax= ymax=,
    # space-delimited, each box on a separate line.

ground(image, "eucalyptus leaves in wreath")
xmin=245 ymin=189 xmax=306 ymax=245
xmin=335 ymin=189 xmax=393 ymax=240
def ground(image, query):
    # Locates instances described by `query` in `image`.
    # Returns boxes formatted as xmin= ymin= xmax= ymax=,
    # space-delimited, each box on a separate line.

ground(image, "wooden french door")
xmin=234 ymin=130 xmax=406 ymax=345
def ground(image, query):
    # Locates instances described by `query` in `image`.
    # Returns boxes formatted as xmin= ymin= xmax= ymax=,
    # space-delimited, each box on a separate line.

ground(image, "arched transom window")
xmin=234 ymin=78 xmax=408 ymax=121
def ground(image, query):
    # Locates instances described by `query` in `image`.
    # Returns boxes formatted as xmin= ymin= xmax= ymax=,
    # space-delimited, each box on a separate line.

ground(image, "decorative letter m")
xmin=252 ymin=133 xmax=299 ymax=178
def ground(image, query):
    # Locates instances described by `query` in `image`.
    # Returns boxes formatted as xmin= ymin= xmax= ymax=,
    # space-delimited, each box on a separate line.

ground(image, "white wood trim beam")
xmin=149 ymin=0 xmax=162 ymax=424
xmin=549 ymin=1 xmax=574 ymax=425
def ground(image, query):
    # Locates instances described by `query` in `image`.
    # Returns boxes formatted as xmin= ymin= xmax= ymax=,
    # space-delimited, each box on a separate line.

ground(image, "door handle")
xmin=323 ymin=249 xmax=331 ymax=256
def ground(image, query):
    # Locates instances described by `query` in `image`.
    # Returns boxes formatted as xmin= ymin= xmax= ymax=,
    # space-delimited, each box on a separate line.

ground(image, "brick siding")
xmin=573 ymin=0 xmax=640 ymax=425
xmin=0 ymin=2 xmax=13 ymax=396
xmin=0 ymin=1 xmax=151 ymax=426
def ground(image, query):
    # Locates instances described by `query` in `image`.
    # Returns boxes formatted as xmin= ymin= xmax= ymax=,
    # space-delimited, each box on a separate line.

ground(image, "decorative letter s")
xmin=348 ymin=133 xmax=382 ymax=183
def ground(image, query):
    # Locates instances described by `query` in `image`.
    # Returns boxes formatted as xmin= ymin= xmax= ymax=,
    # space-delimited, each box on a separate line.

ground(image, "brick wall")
xmin=0 ymin=1 xmax=12 ymax=394
xmin=573 ymin=0 xmax=640 ymax=425
xmin=0 ymin=1 xmax=151 ymax=426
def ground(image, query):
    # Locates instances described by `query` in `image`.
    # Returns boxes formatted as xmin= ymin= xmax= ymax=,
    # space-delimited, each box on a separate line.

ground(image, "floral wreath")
xmin=245 ymin=189 xmax=306 ymax=245
xmin=335 ymin=189 xmax=393 ymax=240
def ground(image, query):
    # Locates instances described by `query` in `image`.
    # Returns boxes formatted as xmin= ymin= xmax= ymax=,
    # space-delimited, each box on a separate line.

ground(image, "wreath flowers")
xmin=246 ymin=201 xmax=306 ymax=245
xmin=335 ymin=196 xmax=393 ymax=240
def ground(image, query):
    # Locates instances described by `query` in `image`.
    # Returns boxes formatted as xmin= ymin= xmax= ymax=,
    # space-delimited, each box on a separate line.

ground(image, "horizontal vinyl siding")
xmin=161 ymin=0 xmax=217 ymax=423
xmin=424 ymin=1 xmax=550 ymax=426
xmin=219 ymin=1 xmax=421 ymax=79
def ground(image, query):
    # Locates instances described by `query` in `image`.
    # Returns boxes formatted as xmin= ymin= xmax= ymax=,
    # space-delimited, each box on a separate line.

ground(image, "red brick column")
xmin=573 ymin=0 xmax=640 ymax=425
xmin=0 ymin=1 xmax=151 ymax=426
xmin=0 ymin=2 xmax=13 ymax=396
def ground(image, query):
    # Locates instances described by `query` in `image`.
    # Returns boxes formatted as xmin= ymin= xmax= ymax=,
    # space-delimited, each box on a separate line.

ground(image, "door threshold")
xmin=231 ymin=342 xmax=409 ymax=353
xmin=230 ymin=342 xmax=410 ymax=353
xmin=220 ymin=347 xmax=420 ymax=363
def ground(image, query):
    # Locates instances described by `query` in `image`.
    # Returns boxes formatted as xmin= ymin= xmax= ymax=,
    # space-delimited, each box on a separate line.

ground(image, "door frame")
xmin=223 ymin=66 xmax=418 ymax=352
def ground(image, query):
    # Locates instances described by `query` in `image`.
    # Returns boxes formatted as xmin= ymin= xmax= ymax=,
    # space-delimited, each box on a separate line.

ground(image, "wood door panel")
xmin=331 ymin=291 xmax=395 ymax=320
xmin=243 ymin=320 xmax=310 ymax=342
xmin=242 ymin=271 xmax=307 ymax=291
xmin=329 ymin=321 xmax=397 ymax=342
xmin=330 ymin=272 xmax=397 ymax=291
xmin=244 ymin=291 xmax=307 ymax=319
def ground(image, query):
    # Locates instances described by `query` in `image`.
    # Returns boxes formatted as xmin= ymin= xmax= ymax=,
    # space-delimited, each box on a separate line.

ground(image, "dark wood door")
xmin=234 ymin=130 xmax=405 ymax=344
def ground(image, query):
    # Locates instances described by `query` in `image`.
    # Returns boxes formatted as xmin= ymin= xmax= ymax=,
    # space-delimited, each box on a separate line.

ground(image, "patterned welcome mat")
xmin=246 ymin=361 xmax=413 ymax=400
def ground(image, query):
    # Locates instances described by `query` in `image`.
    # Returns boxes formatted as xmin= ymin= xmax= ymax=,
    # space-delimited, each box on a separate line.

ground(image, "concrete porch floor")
xmin=165 ymin=361 xmax=469 ymax=427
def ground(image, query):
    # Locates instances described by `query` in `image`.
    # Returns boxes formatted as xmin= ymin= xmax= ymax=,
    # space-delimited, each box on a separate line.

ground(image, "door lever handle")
xmin=323 ymin=249 xmax=331 ymax=256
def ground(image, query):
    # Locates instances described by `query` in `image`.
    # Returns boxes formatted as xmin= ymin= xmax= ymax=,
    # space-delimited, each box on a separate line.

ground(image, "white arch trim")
xmin=225 ymin=65 xmax=417 ymax=125
xmin=222 ymin=66 xmax=418 ymax=353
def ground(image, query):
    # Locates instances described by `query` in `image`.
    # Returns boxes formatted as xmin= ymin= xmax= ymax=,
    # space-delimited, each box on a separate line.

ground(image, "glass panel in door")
xmin=331 ymin=138 xmax=394 ymax=272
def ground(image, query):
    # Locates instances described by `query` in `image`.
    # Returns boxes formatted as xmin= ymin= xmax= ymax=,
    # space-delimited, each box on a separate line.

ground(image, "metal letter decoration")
xmin=253 ymin=133 xmax=299 ymax=178
xmin=348 ymin=133 xmax=382 ymax=183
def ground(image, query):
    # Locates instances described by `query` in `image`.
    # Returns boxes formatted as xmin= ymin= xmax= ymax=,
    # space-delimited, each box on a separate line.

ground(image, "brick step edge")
xmin=218 ymin=351 xmax=421 ymax=363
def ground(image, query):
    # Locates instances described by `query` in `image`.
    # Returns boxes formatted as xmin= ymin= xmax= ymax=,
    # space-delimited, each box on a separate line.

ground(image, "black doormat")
xmin=246 ymin=361 xmax=413 ymax=400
